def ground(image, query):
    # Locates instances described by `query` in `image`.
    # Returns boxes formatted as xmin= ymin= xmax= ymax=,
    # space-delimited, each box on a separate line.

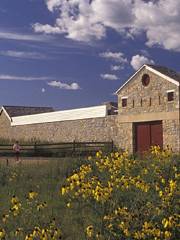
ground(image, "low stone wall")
xmin=0 ymin=110 xmax=179 ymax=153
xmin=0 ymin=111 xmax=128 ymax=150
xmin=0 ymin=111 xmax=11 ymax=140
xmin=16 ymin=116 xmax=113 ymax=142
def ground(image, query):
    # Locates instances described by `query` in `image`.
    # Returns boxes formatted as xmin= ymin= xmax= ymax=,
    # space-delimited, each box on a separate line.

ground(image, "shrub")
xmin=61 ymin=146 xmax=179 ymax=240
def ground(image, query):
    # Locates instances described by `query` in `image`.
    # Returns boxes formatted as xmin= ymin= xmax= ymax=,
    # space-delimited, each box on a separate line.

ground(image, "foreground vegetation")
xmin=0 ymin=147 xmax=179 ymax=239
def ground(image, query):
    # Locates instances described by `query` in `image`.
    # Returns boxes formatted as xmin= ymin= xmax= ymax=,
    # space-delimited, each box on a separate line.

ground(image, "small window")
xmin=167 ymin=92 xmax=174 ymax=101
xmin=159 ymin=95 xmax=161 ymax=105
xmin=149 ymin=97 xmax=151 ymax=106
xmin=132 ymin=99 xmax=135 ymax=108
xmin=142 ymin=74 xmax=150 ymax=86
xmin=122 ymin=98 xmax=127 ymax=107
xmin=140 ymin=98 xmax=143 ymax=107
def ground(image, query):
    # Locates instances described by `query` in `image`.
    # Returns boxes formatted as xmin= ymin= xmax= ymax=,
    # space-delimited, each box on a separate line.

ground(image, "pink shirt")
xmin=13 ymin=143 xmax=21 ymax=152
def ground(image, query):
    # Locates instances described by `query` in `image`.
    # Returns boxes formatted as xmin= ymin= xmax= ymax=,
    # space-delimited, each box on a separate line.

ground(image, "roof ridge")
xmin=3 ymin=105 xmax=53 ymax=108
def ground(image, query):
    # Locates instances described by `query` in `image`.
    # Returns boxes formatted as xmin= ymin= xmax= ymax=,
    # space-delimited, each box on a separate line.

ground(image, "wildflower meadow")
xmin=0 ymin=146 xmax=179 ymax=240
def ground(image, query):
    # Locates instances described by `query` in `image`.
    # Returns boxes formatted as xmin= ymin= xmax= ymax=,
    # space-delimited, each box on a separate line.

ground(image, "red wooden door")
xmin=150 ymin=122 xmax=163 ymax=148
xmin=135 ymin=123 xmax=151 ymax=153
xmin=135 ymin=121 xmax=163 ymax=153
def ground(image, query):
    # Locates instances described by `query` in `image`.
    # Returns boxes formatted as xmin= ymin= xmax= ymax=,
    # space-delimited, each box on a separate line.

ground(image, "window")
xmin=122 ymin=98 xmax=127 ymax=107
xmin=149 ymin=97 xmax=152 ymax=106
xmin=132 ymin=99 xmax=135 ymax=108
xmin=167 ymin=91 xmax=174 ymax=102
xmin=142 ymin=74 xmax=150 ymax=86
xmin=159 ymin=95 xmax=161 ymax=105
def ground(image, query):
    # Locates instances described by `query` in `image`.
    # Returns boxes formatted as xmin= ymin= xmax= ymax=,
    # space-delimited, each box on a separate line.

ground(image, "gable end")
xmin=116 ymin=65 xmax=180 ymax=95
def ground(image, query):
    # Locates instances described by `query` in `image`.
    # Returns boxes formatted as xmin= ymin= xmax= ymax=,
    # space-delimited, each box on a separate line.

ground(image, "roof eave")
xmin=115 ymin=64 xmax=179 ymax=95
xmin=1 ymin=106 xmax=12 ymax=122
xmin=115 ymin=64 xmax=146 ymax=95
xmin=146 ymin=65 xmax=180 ymax=86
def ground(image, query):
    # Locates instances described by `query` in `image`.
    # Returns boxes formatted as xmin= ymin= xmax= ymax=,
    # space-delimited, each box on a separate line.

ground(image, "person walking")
xmin=13 ymin=141 xmax=21 ymax=162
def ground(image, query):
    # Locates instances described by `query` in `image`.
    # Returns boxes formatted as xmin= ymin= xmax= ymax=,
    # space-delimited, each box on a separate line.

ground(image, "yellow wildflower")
xmin=11 ymin=195 xmax=19 ymax=205
xmin=0 ymin=229 xmax=5 ymax=239
xmin=86 ymin=225 xmax=94 ymax=238
xmin=164 ymin=231 xmax=171 ymax=239
xmin=28 ymin=190 xmax=38 ymax=200
xmin=2 ymin=214 xmax=9 ymax=223
xmin=66 ymin=202 xmax=71 ymax=208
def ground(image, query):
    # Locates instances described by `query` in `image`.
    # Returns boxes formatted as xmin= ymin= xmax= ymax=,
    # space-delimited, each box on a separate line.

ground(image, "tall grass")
xmin=0 ymin=157 xmax=87 ymax=239
xmin=0 ymin=147 xmax=179 ymax=240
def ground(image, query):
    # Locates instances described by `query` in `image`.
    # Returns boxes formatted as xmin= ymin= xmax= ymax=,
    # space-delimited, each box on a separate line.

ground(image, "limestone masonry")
xmin=0 ymin=64 xmax=179 ymax=153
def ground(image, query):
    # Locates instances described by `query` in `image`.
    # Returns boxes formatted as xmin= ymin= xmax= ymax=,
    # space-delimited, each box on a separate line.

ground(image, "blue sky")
xmin=0 ymin=0 xmax=179 ymax=110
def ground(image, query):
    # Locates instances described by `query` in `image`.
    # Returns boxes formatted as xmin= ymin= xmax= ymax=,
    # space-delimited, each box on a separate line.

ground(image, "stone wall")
xmin=0 ymin=110 xmax=134 ymax=152
xmin=163 ymin=119 xmax=180 ymax=152
xmin=0 ymin=66 xmax=179 ymax=154
xmin=0 ymin=110 xmax=11 ymax=140
xmin=0 ymin=109 xmax=179 ymax=153
xmin=116 ymin=67 xmax=179 ymax=153
xmin=118 ymin=68 xmax=179 ymax=115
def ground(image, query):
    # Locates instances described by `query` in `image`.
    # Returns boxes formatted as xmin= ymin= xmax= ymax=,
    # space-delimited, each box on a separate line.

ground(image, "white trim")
xmin=146 ymin=66 xmax=179 ymax=86
xmin=115 ymin=64 xmax=179 ymax=94
xmin=166 ymin=89 xmax=175 ymax=93
xmin=115 ymin=65 xmax=146 ymax=94
xmin=11 ymin=105 xmax=107 ymax=126
xmin=1 ymin=106 xmax=12 ymax=122
xmin=121 ymin=96 xmax=128 ymax=99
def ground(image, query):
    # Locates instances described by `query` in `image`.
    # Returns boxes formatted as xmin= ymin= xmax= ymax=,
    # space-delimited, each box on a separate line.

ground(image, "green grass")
xmin=0 ymin=157 xmax=89 ymax=240
xmin=0 ymin=150 xmax=179 ymax=240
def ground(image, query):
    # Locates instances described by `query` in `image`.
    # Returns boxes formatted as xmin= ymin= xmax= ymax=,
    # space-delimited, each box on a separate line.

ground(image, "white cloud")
xmin=47 ymin=80 xmax=81 ymax=90
xmin=33 ymin=24 xmax=62 ymax=34
xmin=99 ymin=51 xmax=127 ymax=64
xmin=130 ymin=54 xmax=155 ymax=70
xmin=46 ymin=0 xmax=62 ymax=12
xmin=33 ymin=0 xmax=180 ymax=52
xmin=111 ymin=65 xmax=124 ymax=71
xmin=0 ymin=74 xmax=81 ymax=91
xmin=33 ymin=0 xmax=131 ymax=42
xmin=0 ymin=30 xmax=51 ymax=42
xmin=0 ymin=50 xmax=47 ymax=60
xmin=133 ymin=0 xmax=180 ymax=51
xmin=33 ymin=0 xmax=106 ymax=42
xmin=0 ymin=75 xmax=52 ymax=81
xmin=100 ymin=74 xmax=118 ymax=80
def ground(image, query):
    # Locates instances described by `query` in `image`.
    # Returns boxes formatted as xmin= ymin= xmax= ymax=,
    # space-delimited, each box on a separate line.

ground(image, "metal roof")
xmin=147 ymin=64 xmax=180 ymax=82
xmin=2 ymin=105 xmax=54 ymax=117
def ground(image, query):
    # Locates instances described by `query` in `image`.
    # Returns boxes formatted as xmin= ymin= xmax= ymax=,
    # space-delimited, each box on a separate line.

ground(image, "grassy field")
xmin=0 ymin=147 xmax=179 ymax=240
xmin=0 ymin=157 xmax=88 ymax=240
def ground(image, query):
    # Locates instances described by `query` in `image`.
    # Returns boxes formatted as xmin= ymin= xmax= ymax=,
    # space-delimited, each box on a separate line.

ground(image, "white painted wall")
xmin=11 ymin=105 xmax=107 ymax=126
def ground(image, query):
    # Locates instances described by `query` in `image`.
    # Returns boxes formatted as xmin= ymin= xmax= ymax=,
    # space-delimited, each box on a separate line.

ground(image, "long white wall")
xmin=11 ymin=105 xmax=107 ymax=126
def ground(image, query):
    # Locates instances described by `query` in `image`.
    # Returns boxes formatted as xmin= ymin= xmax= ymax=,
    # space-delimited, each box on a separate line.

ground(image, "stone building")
xmin=116 ymin=64 xmax=179 ymax=153
xmin=0 ymin=64 xmax=179 ymax=153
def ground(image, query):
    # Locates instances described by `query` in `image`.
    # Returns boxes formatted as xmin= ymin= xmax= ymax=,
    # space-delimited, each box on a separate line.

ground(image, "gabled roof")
xmin=147 ymin=65 xmax=180 ymax=82
xmin=2 ymin=105 xmax=54 ymax=118
xmin=116 ymin=64 xmax=180 ymax=94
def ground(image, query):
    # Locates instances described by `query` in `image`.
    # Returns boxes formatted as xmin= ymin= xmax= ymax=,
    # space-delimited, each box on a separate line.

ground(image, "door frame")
xmin=133 ymin=120 xmax=163 ymax=153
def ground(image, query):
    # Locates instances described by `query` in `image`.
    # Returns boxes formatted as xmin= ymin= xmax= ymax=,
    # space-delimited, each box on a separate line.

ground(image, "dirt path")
xmin=0 ymin=156 xmax=54 ymax=165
